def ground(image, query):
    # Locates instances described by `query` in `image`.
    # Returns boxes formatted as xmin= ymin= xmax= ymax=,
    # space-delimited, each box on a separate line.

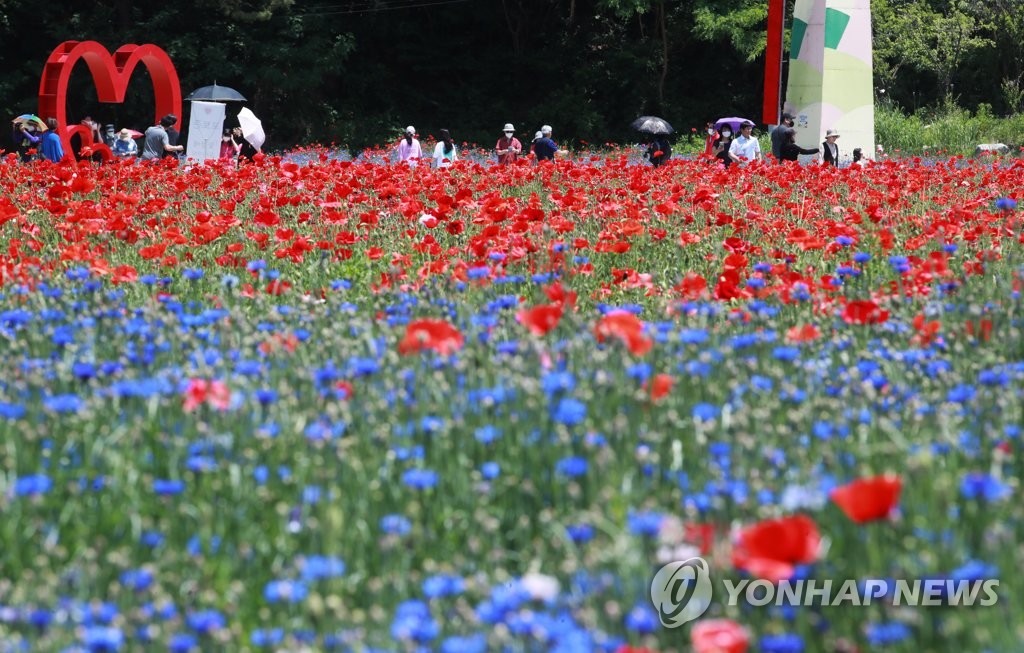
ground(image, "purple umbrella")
xmin=714 ymin=117 xmax=756 ymax=133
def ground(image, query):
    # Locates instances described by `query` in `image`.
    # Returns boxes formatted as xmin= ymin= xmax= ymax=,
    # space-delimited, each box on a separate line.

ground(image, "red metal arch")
xmin=37 ymin=41 xmax=181 ymax=161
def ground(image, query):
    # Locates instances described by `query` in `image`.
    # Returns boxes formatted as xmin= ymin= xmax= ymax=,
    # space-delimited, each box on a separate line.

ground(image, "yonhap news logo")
xmin=650 ymin=557 xmax=713 ymax=627
xmin=651 ymin=558 xmax=999 ymax=629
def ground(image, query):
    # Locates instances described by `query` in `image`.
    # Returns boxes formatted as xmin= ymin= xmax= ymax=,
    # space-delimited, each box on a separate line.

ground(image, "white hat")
xmin=541 ymin=125 xmax=552 ymax=134
xmin=405 ymin=126 xmax=416 ymax=135
xmin=825 ymin=128 xmax=840 ymax=138
xmin=534 ymin=131 xmax=544 ymax=141
xmin=118 ymin=128 xmax=132 ymax=140
xmin=503 ymin=123 xmax=515 ymax=132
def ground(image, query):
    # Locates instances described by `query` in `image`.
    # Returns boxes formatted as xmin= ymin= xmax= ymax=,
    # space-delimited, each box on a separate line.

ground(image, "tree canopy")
xmin=0 ymin=0 xmax=1018 ymax=151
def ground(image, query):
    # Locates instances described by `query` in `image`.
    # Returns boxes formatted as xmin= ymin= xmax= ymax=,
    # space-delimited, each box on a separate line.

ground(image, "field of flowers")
xmin=0 ymin=148 xmax=1021 ymax=653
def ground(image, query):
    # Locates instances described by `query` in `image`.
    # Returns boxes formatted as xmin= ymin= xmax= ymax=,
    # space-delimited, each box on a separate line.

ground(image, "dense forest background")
xmin=0 ymin=0 xmax=1020 ymax=151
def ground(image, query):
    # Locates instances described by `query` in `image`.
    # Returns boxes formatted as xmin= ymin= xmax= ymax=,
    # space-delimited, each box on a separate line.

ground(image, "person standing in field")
xmin=40 ymin=118 xmax=65 ymax=162
xmin=533 ymin=125 xmax=564 ymax=162
xmin=822 ymin=128 xmax=840 ymax=166
xmin=703 ymin=121 xmax=720 ymax=157
xmin=396 ymin=126 xmax=423 ymax=167
xmin=770 ymin=112 xmax=795 ymax=162
xmin=778 ymin=127 xmax=819 ymax=162
xmin=729 ymin=121 xmax=761 ymax=165
xmin=712 ymin=125 xmax=733 ymax=168
xmin=141 ymin=115 xmax=184 ymax=160
xmin=433 ymin=129 xmax=457 ymax=168
xmin=162 ymin=115 xmax=181 ymax=159
xmin=495 ymin=123 xmax=522 ymax=165
xmin=113 ymin=128 xmax=138 ymax=158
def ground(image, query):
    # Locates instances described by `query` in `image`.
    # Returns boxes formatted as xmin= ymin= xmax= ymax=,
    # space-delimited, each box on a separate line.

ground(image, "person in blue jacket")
xmin=40 ymin=118 xmax=65 ymax=162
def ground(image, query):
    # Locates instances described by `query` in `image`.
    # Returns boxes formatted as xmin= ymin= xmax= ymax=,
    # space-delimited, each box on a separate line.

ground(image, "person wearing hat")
xmin=822 ymin=128 xmax=840 ymax=166
xmin=770 ymin=112 xmax=796 ymax=162
xmin=396 ymin=125 xmax=422 ymax=167
xmin=113 ymin=128 xmax=138 ymax=158
xmin=728 ymin=120 xmax=761 ymax=165
xmin=495 ymin=123 xmax=522 ymax=165
xmin=533 ymin=125 xmax=564 ymax=162
xmin=141 ymin=114 xmax=184 ymax=160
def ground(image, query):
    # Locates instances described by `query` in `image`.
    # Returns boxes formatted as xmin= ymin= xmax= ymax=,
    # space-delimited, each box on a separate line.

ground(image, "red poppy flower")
xmin=786 ymin=324 xmax=821 ymax=342
xmin=594 ymin=311 xmax=652 ymax=356
xmin=398 ymin=319 xmax=464 ymax=356
xmin=645 ymin=373 xmax=673 ymax=400
xmin=842 ymin=300 xmax=889 ymax=325
xmin=516 ymin=303 xmax=563 ymax=336
xmin=183 ymin=379 xmax=231 ymax=412
xmin=732 ymin=514 xmax=820 ymax=582
xmin=691 ymin=619 xmax=750 ymax=653
xmin=830 ymin=474 xmax=902 ymax=523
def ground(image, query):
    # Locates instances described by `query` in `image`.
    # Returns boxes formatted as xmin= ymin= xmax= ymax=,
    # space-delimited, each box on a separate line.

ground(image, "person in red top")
xmin=495 ymin=123 xmax=522 ymax=165
xmin=703 ymin=121 xmax=720 ymax=157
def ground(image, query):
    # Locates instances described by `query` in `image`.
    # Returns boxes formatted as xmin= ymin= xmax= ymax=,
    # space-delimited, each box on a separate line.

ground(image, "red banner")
xmin=763 ymin=0 xmax=785 ymax=125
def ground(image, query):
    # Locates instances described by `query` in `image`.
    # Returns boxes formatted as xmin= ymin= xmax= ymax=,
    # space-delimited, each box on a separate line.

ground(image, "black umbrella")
xmin=630 ymin=115 xmax=674 ymax=136
xmin=185 ymin=83 xmax=247 ymax=102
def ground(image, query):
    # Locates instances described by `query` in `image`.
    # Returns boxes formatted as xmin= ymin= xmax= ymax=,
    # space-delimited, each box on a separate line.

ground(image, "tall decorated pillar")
xmin=783 ymin=0 xmax=875 ymax=162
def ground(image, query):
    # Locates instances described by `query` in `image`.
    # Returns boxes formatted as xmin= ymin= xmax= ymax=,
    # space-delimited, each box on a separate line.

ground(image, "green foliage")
xmin=876 ymin=101 xmax=1024 ymax=155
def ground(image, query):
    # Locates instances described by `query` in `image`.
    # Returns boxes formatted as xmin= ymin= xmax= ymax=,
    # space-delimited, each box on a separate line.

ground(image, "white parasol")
xmin=237 ymin=107 xmax=265 ymax=150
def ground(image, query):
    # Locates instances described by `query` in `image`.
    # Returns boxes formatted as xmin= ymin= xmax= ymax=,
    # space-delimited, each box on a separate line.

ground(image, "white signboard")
xmin=186 ymin=101 xmax=226 ymax=162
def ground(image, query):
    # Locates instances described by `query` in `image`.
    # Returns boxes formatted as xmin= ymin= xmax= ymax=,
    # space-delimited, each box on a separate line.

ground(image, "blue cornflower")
xmin=994 ymin=197 xmax=1017 ymax=211
xmin=835 ymin=235 xmax=854 ymax=246
xmin=761 ymin=633 xmax=805 ymax=653
xmin=866 ymin=621 xmax=911 ymax=645
xmin=567 ymin=523 xmax=595 ymax=543
xmin=773 ymin=346 xmax=801 ymax=361
xmin=441 ymin=634 xmax=487 ymax=653
xmin=168 ymin=633 xmax=198 ymax=652
xmin=481 ymin=462 xmax=500 ymax=480
xmin=82 ymin=626 xmax=124 ymax=651
xmin=402 ymin=468 xmax=439 ymax=490
xmin=301 ymin=555 xmax=346 ymax=581
xmin=692 ymin=403 xmax=719 ymax=422
xmin=853 ymin=251 xmax=872 ymax=263
xmin=552 ymin=397 xmax=586 ymax=425
xmin=474 ymin=425 xmax=502 ymax=444
xmin=423 ymin=574 xmax=465 ymax=599
xmin=264 ymin=579 xmax=309 ymax=603
xmin=119 ymin=569 xmax=154 ymax=591
xmin=380 ymin=514 xmax=412 ymax=536
xmin=250 ymin=629 xmax=284 ymax=647
xmin=556 ymin=456 xmax=588 ymax=477
xmin=14 ymin=474 xmax=52 ymax=496
xmin=0 ymin=402 xmax=25 ymax=419
xmin=624 ymin=604 xmax=657 ymax=634
xmin=44 ymin=393 xmax=84 ymax=413
xmin=627 ymin=511 xmax=664 ymax=537
xmin=182 ymin=269 xmax=205 ymax=281
xmin=391 ymin=599 xmax=439 ymax=642
xmin=153 ymin=479 xmax=186 ymax=496
xmin=186 ymin=610 xmax=225 ymax=633
xmin=960 ymin=473 xmax=1010 ymax=502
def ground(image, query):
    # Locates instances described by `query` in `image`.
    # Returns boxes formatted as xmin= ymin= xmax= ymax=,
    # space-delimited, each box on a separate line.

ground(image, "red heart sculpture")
xmin=38 ymin=41 xmax=182 ymax=160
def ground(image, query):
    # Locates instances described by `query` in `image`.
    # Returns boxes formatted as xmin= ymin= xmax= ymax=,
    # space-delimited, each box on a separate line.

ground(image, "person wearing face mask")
xmin=495 ymin=123 xmax=522 ymax=165
xmin=703 ymin=121 xmax=720 ymax=157
xmin=712 ymin=125 xmax=733 ymax=167
xmin=220 ymin=128 xmax=241 ymax=161
xmin=770 ymin=112 xmax=795 ymax=162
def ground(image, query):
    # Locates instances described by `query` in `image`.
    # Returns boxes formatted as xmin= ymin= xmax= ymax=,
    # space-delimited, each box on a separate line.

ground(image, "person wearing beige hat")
xmin=495 ymin=123 xmax=522 ymax=165
xmin=822 ymin=128 xmax=840 ymax=166
xmin=112 ymin=128 xmax=138 ymax=158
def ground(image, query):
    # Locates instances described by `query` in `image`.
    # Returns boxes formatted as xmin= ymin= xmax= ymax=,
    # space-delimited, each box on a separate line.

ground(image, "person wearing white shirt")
xmin=432 ymin=129 xmax=457 ymax=168
xmin=729 ymin=122 xmax=761 ymax=164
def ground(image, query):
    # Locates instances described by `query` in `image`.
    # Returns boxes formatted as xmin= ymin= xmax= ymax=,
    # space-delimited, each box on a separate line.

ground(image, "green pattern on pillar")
xmin=824 ymin=8 xmax=850 ymax=49
xmin=791 ymin=18 xmax=808 ymax=59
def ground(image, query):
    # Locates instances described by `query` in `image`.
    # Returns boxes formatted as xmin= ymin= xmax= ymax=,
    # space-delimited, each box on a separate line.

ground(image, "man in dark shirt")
xmin=770 ymin=112 xmax=795 ymax=162
xmin=163 ymin=114 xmax=181 ymax=159
xmin=534 ymin=125 xmax=563 ymax=162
